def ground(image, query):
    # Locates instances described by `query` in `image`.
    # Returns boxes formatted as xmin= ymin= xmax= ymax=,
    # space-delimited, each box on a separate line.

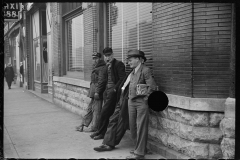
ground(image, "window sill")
xmin=53 ymin=76 xmax=90 ymax=88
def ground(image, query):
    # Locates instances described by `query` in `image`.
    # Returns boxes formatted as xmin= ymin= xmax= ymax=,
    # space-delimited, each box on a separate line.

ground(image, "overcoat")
xmin=98 ymin=58 xmax=126 ymax=93
xmin=4 ymin=66 xmax=15 ymax=83
xmin=117 ymin=70 xmax=132 ymax=130
xmin=87 ymin=60 xmax=106 ymax=98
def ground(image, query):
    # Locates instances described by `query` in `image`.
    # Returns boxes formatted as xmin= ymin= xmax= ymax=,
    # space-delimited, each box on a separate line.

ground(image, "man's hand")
xmin=94 ymin=93 xmax=100 ymax=100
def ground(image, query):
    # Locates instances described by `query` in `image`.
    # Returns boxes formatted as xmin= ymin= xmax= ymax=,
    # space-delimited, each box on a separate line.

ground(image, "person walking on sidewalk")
xmin=90 ymin=47 xmax=126 ymax=140
xmin=4 ymin=63 xmax=15 ymax=89
xmin=76 ymin=52 xmax=106 ymax=132
xmin=125 ymin=49 xmax=157 ymax=159
xmin=20 ymin=62 xmax=24 ymax=83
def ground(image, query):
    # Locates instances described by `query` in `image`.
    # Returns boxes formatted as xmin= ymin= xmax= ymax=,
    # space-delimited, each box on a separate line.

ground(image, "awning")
xmin=4 ymin=20 xmax=21 ymax=38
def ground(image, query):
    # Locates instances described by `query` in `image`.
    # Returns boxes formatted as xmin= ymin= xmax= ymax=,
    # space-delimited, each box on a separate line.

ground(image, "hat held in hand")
xmin=148 ymin=90 xmax=169 ymax=112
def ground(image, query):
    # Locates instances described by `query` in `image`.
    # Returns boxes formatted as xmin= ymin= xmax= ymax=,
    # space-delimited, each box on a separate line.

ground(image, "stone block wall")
xmin=148 ymin=106 xmax=224 ymax=159
xmin=220 ymin=98 xmax=235 ymax=159
xmin=53 ymin=81 xmax=91 ymax=118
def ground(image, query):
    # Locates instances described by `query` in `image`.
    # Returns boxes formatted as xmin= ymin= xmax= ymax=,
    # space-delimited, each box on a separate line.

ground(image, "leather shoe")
xmin=126 ymin=153 xmax=144 ymax=159
xmin=130 ymin=148 xmax=152 ymax=155
xmin=90 ymin=132 xmax=99 ymax=139
xmin=93 ymin=134 xmax=104 ymax=140
xmin=94 ymin=144 xmax=115 ymax=152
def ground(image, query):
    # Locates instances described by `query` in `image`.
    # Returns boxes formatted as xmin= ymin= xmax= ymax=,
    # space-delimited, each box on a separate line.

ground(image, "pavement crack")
xmin=4 ymin=125 xmax=20 ymax=158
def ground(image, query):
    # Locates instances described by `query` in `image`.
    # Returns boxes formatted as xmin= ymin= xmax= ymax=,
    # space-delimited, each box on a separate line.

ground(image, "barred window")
xmin=63 ymin=3 xmax=97 ymax=80
xmin=107 ymin=3 xmax=153 ymax=72
xmin=66 ymin=14 xmax=84 ymax=75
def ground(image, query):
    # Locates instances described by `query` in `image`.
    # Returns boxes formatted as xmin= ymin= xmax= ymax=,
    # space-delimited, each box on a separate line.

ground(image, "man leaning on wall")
xmin=126 ymin=49 xmax=157 ymax=159
xmin=75 ymin=52 xmax=106 ymax=132
xmin=90 ymin=47 xmax=126 ymax=140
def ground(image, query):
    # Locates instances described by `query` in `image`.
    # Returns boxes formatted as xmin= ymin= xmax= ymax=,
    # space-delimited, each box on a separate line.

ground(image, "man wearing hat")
xmin=76 ymin=52 xmax=106 ymax=132
xmin=126 ymin=49 xmax=157 ymax=159
xmin=90 ymin=47 xmax=126 ymax=140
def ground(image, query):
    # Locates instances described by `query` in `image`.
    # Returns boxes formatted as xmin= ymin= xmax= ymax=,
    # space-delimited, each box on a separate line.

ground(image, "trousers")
xmin=82 ymin=98 xmax=103 ymax=130
xmin=96 ymin=85 xmax=117 ymax=136
xmin=128 ymin=97 xmax=149 ymax=156
xmin=102 ymin=92 xmax=127 ymax=146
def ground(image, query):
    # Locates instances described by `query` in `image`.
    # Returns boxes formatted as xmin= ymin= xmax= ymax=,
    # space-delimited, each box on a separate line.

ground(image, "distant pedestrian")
xmin=90 ymin=47 xmax=126 ymax=140
xmin=20 ymin=62 xmax=24 ymax=83
xmin=126 ymin=49 xmax=157 ymax=159
xmin=4 ymin=63 xmax=15 ymax=89
xmin=76 ymin=52 xmax=106 ymax=132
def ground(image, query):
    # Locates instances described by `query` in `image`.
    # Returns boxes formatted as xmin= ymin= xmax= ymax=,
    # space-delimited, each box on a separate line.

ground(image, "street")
xmin=4 ymin=82 xmax=165 ymax=159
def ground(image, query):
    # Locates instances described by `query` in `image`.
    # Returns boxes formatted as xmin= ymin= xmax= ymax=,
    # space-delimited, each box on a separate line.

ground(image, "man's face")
xmin=127 ymin=57 xmax=140 ymax=69
xmin=104 ymin=53 xmax=113 ymax=63
xmin=92 ymin=57 xmax=100 ymax=65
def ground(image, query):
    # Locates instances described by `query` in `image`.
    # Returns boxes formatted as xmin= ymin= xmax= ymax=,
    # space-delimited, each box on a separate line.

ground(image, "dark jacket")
xmin=117 ymin=70 xmax=132 ymax=130
xmin=87 ymin=60 xmax=106 ymax=98
xmin=20 ymin=65 xmax=23 ymax=75
xmin=4 ymin=66 xmax=15 ymax=83
xmin=98 ymin=58 xmax=126 ymax=93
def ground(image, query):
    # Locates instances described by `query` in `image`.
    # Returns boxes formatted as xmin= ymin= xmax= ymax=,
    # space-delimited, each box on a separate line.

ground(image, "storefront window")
xmin=108 ymin=3 xmax=153 ymax=71
xmin=33 ymin=39 xmax=41 ymax=81
xmin=67 ymin=14 xmax=84 ymax=72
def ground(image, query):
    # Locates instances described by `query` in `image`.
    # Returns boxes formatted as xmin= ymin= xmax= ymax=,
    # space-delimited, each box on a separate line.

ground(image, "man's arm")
xmin=95 ymin=66 xmax=107 ymax=95
xmin=143 ymin=67 xmax=157 ymax=101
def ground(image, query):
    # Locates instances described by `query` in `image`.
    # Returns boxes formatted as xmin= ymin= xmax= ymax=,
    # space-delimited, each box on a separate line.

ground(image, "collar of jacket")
xmin=95 ymin=59 xmax=106 ymax=68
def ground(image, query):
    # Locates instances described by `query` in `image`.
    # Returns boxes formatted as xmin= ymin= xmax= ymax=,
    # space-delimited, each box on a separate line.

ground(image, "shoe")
xmin=76 ymin=125 xmax=84 ymax=132
xmin=94 ymin=144 xmax=115 ymax=152
xmin=84 ymin=127 xmax=97 ymax=132
xmin=130 ymin=148 xmax=152 ymax=155
xmin=90 ymin=132 xmax=99 ymax=139
xmin=126 ymin=153 xmax=144 ymax=159
xmin=93 ymin=134 xmax=104 ymax=140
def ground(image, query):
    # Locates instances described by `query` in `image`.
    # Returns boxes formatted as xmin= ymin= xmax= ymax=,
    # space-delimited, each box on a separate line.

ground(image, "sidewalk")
xmin=4 ymin=83 xmax=165 ymax=159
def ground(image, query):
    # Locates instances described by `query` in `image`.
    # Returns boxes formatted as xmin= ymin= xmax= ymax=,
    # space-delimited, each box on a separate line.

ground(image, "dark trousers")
xmin=82 ymin=98 xmax=103 ymax=130
xmin=6 ymin=79 xmax=12 ymax=88
xmin=103 ymin=92 xmax=127 ymax=147
xmin=96 ymin=85 xmax=117 ymax=136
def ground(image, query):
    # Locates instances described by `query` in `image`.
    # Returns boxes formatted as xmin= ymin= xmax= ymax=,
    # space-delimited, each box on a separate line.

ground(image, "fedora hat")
xmin=148 ymin=90 xmax=169 ymax=112
xmin=126 ymin=49 xmax=147 ymax=62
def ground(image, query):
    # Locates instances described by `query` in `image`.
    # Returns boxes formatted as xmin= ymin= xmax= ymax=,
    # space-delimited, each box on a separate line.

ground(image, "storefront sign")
xmin=4 ymin=3 xmax=22 ymax=21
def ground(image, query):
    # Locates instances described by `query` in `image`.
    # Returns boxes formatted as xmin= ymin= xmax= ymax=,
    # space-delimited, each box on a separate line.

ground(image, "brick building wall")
xmin=52 ymin=3 xmax=61 ymax=77
xmin=152 ymin=3 xmax=193 ymax=97
xmin=149 ymin=3 xmax=233 ymax=158
xmin=193 ymin=3 xmax=231 ymax=98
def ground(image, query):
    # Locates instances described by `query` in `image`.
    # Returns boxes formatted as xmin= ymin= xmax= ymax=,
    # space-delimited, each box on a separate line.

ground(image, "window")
xmin=63 ymin=4 xmax=97 ymax=80
xmin=46 ymin=3 xmax=52 ymax=86
xmin=32 ymin=10 xmax=41 ymax=82
xmin=67 ymin=15 xmax=84 ymax=72
xmin=108 ymin=3 xmax=153 ymax=72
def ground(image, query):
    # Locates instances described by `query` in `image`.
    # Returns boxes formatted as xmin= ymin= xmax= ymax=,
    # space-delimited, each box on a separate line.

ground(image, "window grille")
xmin=108 ymin=3 xmax=153 ymax=72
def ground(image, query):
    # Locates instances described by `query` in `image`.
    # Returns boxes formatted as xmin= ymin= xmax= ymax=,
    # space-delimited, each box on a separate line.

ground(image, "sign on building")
xmin=4 ymin=3 xmax=22 ymax=21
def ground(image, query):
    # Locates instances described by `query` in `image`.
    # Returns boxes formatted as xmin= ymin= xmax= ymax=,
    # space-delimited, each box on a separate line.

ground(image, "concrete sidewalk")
xmin=4 ymin=83 xmax=165 ymax=159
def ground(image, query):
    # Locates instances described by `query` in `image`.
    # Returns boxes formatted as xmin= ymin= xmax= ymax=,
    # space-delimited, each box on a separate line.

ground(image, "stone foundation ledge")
xmin=148 ymin=127 xmax=223 ymax=159
xmin=53 ymin=98 xmax=87 ymax=118
xmin=150 ymin=106 xmax=224 ymax=127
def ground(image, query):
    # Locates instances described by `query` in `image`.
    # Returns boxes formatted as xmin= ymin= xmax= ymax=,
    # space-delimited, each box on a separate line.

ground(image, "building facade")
xmin=6 ymin=2 xmax=235 ymax=159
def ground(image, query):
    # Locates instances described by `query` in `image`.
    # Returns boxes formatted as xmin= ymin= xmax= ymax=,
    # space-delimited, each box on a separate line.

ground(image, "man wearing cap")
xmin=90 ymin=47 xmax=126 ymax=140
xmin=93 ymin=51 xmax=151 ymax=152
xmin=75 ymin=52 xmax=106 ymax=132
xmin=126 ymin=49 xmax=157 ymax=159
